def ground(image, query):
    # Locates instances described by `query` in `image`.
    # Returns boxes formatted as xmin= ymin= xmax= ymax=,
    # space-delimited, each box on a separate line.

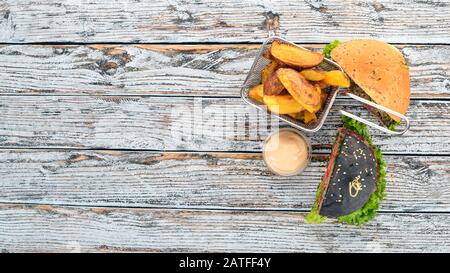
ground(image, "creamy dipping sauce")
xmin=263 ymin=129 xmax=311 ymax=176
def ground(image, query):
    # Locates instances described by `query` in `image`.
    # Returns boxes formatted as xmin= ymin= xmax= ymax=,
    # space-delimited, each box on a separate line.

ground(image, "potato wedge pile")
xmin=249 ymin=41 xmax=350 ymax=125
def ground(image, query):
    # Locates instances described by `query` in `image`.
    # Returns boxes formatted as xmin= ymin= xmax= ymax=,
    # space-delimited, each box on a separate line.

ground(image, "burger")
xmin=307 ymin=116 xmax=386 ymax=225
xmin=327 ymin=39 xmax=411 ymax=129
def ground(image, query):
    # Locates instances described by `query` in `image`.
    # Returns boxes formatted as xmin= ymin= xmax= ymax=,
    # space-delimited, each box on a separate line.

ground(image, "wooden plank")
xmin=0 ymin=96 xmax=448 ymax=154
xmin=0 ymin=150 xmax=448 ymax=212
xmin=0 ymin=44 xmax=448 ymax=98
xmin=1 ymin=0 xmax=449 ymax=43
xmin=0 ymin=204 xmax=449 ymax=252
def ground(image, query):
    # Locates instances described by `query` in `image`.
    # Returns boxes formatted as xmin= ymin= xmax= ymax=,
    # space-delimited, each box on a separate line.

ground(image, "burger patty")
xmin=349 ymin=82 xmax=397 ymax=128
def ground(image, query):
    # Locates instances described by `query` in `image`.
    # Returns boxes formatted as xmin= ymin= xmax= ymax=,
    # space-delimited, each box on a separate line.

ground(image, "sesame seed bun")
xmin=331 ymin=39 xmax=410 ymax=122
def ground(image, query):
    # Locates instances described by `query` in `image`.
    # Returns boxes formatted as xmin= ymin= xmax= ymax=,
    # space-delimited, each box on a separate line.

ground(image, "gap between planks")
xmin=1 ymin=201 xmax=449 ymax=215
xmin=0 ymin=147 xmax=449 ymax=157
xmin=1 ymin=42 xmax=450 ymax=46
xmin=0 ymin=94 xmax=448 ymax=101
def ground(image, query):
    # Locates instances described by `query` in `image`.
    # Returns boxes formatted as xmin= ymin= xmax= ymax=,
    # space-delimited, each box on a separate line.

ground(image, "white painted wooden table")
xmin=0 ymin=0 xmax=449 ymax=252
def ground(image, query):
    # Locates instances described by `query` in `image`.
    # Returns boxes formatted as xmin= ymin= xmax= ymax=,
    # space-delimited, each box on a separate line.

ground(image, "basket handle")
xmin=264 ymin=13 xmax=280 ymax=38
xmin=340 ymin=92 xmax=410 ymax=135
xmin=268 ymin=29 xmax=276 ymax=38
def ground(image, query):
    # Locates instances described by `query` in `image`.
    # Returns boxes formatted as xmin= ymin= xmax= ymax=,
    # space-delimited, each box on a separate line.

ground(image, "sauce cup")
xmin=262 ymin=128 xmax=312 ymax=176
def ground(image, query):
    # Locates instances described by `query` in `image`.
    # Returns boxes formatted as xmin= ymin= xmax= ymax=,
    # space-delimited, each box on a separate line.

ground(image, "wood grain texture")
xmin=0 ymin=44 xmax=448 ymax=97
xmin=0 ymin=0 xmax=449 ymax=43
xmin=0 ymin=204 xmax=449 ymax=252
xmin=0 ymin=150 xmax=448 ymax=212
xmin=0 ymin=0 xmax=448 ymax=254
xmin=0 ymin=96 xmax=448 ymax=153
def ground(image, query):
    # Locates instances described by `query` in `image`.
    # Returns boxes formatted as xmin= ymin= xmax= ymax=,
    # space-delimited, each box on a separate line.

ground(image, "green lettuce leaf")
xmin=388 ymin=120 xmax=399 ymax=131
xmin=322 ymin=40 xmax=341 ymax=58
xmin=305 ymin=182 xmax=327 ymax=224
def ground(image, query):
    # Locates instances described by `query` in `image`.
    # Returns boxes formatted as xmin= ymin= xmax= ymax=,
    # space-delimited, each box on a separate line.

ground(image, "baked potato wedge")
xmin=287 ymin=111 xmax=305 ymax=120
xmin=264 ymin=71 xmax=285 ymax=96
xmin=263 ymin=95 xmax=305 ymax=114
xmin=318 ymin=87 xmax=329 ymax=109
xmin=261 ymin=62 xmax=279 ymax=84
xmin=276 ymin=68 xmax=321 ymax=113
xmin=263 ymin=49 xmax=273 ymax=60
xmin=300 ymin=69 xmax=325 ymax=81
xmin=270 ymin=41 xmax=324 ymax=68
xmin=304 ymin=111 xmax=317 ymax=124
xmin=248 ymin=84 xmax=264 ymax=103
xmin=322 ymin=70 xmax=350 ymax=88
xmin=316 ymin=80 xmax=330 ymax=90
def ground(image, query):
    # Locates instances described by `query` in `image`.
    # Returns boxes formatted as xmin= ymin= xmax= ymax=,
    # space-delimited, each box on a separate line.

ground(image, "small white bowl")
xmin=262 ymin=128 xmax=312 ymax=176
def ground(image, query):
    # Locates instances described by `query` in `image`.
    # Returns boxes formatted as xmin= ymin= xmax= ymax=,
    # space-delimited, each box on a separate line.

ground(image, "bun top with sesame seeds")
xmin=331 ymin=39 xmax=410 ymax=122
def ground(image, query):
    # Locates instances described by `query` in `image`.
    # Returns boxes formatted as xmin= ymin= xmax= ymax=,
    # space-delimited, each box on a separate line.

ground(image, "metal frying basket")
xmin=240 ymin=36 xmax=410 ymax=135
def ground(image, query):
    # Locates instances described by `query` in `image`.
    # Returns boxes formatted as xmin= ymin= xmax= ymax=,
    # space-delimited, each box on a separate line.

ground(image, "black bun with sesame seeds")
xmin=317 ymin=128 xmax=379 ymax=217
xmin=306 ymin=116 xmax=387 ymax=225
